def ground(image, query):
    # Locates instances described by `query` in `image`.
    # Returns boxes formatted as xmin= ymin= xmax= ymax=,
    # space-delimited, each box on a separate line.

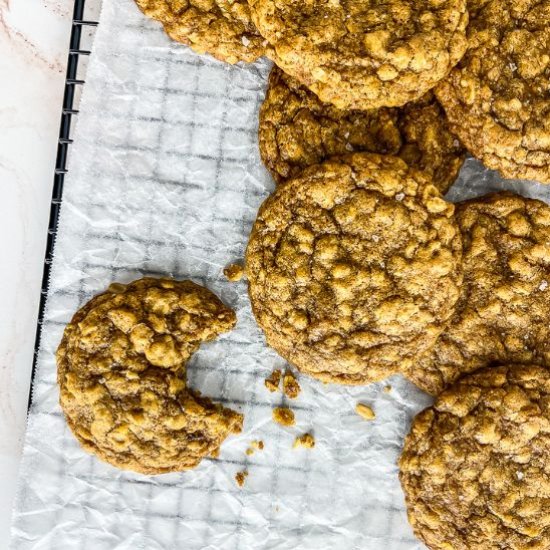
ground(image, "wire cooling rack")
xmin=29 ymin=0 xmax=99 ymax=409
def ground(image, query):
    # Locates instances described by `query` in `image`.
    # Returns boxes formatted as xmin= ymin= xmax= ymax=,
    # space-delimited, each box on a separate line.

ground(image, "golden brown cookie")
xmin=436 ymin=0 xmax=550 ymax=183
xmin=246 ymin=153 xmax=463 ymax=385
xmin=259 ymin=67 xmax=465 ymax=192
xmin=407 ymin=192 xmax=550 ymax=396
xmin=57 ymin=277 xmax=243 ymax=474
xmin=400 ymin=364 xmax=550 ymax=550
xmin=135 ymin=0 xmax=265 ymax=64
xmin=248 ymin=0 xmax=468 ymax=110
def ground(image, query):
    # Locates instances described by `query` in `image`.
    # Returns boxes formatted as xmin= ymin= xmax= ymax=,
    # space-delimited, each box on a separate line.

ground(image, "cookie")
xmin=135 ymin=0 xmax=265 ymax=64
xmin=400 ymin=364 xmax=550 ymax=550
xmin=259 ymin=67 xmax=465 ymax=192
xmin=248 ymin=0 xmax=468 ymax=110
xmin=246 ymin=153 xmax=462 ymax=385
xmin=57 ymin=277 xmax=243 ymax=474
xmin=407 ymin=192 xmax=550 ymax=396
xmin=436 ymin=0 xmax=550 ymax=183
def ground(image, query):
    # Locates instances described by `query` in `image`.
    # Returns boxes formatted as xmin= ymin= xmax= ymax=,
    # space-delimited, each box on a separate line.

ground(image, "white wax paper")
xmin=10 ymin=0 xmax=550 ymax=548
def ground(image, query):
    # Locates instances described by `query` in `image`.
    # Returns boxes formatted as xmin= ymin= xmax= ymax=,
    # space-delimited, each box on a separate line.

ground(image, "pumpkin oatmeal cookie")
xmin=246 ymin=153 xmax=462 ymax=384
xmin=248 ymin=0 xmax=468 ymax=110
xmin=57 ymin=277 xmax=242 ymax=474
xmin=401 ymin=364 xmax=550 ymax=550
xmin=259 ymin=67 xmax=465 ymax=192
xmin=135 ymin=0 xmax=265 ymax=64
xmin=436 ymin=0 xmax=550 ymax=183
xmin=407 ymin=192 xmax=550 ymax=395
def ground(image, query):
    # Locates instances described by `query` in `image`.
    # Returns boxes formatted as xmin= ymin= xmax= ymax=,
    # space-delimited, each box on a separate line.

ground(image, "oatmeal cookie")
xmin=400 ymin=364 xmax=550 ymax=550
xmin=436 ymin=0 xmax=550 ymax=183
xmin=57 ymin=277 xmax=243 ymax=474
xmin=259 ymin=67 xmax=465 ymax=192
xmin=135 ymin=0 xmax=265 ymax=64
xmin=407 ymin=192 xmax=550 ymax=395
xmin=246 ymin=153 xmax=462 ymax=385
xmin=248 ymin=0 xmax=468 ymax=110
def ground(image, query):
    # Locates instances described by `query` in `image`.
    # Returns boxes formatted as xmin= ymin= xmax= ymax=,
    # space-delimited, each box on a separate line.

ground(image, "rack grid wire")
xmin=29 ymin=0 xmax=99 ymax=410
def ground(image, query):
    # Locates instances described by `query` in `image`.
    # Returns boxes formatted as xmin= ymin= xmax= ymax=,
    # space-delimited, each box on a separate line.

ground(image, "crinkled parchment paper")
xmin=10 ymin=0 xmax=550 ymax=548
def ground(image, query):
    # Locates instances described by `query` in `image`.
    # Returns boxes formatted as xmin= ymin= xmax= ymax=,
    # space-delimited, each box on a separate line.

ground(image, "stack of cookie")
xmin=249 ymin=0 xmax=550 ymax=182
xmin=136 ymin=0 xmax=550 ymax=184
xmin=237 ymin=3 xmax=549 ymax=548
xmin=245 ymin=181 xmax=550 ymax=548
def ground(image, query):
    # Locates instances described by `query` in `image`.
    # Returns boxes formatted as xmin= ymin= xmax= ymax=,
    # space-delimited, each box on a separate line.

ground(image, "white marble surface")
xmin=0 ymin=0 xmax=99 ymax=547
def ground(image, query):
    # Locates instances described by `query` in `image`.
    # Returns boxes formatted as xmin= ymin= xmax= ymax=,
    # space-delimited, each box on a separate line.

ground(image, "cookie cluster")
xmin=57 ymin=0 xmax=550 ymax=545
xmin=137 ymin=0 xmax=550 ymax=183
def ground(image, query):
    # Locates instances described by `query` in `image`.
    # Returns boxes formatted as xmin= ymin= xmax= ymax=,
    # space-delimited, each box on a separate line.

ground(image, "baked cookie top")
xmin=259 ymin=67 xmax=465 ymax=192
xmin=407 ymin=192 xmax=550 ymax=395
xmin=248 ymin=0 xmax=468 ymax=110
xmin=400 ymin=364 xmax=550 ymax=550
xmin=135 ymin=0 xmax=265 ymax=64
xmin=246 ymin=153 xmax=462 ymax=385
xmin=57 ymin=278 xmax=242 ymax=474
xmin=436 ymin=0 xmax=550 ymax=183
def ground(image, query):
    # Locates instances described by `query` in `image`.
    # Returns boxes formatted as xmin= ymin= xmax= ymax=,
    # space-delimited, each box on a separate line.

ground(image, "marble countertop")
xmin=0 ymin=0 xmax=100 ymax=546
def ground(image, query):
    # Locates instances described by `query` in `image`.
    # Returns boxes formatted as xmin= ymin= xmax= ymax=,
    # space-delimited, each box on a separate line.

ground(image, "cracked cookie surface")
xmin=246 ymin=153 xmax=462 ymax=384
xmin=259 ymin=67 xmax=465 ymax=192
xmin=401 ymin=364 xmax=550 ymax=550
xmin=248 ymin=0 xmax=468 ymax=110
xmin=135 ymin=0 xmax=265 ymax=64
xmin=57 ymin=277 xmax=242 ymax=474
xmin=436 ymin=0 xmax=550 ymax=183
xmin=407 ymin=192 xmax=550 ymax=396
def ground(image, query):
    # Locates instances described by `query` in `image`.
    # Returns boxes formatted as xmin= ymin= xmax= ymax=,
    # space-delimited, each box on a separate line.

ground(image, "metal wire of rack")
xmin=28 ymin=0 xmax=99 ymax=409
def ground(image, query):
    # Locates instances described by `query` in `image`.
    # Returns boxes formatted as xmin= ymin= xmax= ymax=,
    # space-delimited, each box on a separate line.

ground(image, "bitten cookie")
xmin=135 ymin=0 xmax=265 ymax=64
xmin=401 ymin=364 xmax=550 ymax=550
xmin=248 ymin=0 xmax=468 ymax=110
xmin=407 ymin=192 xmax=550 ymax=395
xmin=57 ymin=278 xmax=243 ymax=474
xmin=246 ymin=153 xmax=463 ymax=385
xmin=259 ymin=67 xmax=465 ymax=192
xmin=436 ymin=0 xmax=550 ymax=183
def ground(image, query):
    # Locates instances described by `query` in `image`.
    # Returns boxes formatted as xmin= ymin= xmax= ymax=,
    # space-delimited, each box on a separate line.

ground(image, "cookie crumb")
xmin=356 ymin=403 xmax=376 ymax=420
xmin=283 ymin=371 xmax=301 ymax=399
xmin=107 ymin=282 xmax=127 ymax=294
xmin=384 ymin=385 xmax=392 ymax=393
xmin=293 ymin=433 xmax=315 ymax=449
xmin=265 ymin=369 xmax=282 ymax=392
xmin=246 ymin=440 xmax=264 ymax=455
xmin=273 ymin=407 xmax=295 ymax=426
xmin=224 ymin=263 xmax=244 ymax=282
xmin=235 ymin=470 xmax=248 ymax=487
